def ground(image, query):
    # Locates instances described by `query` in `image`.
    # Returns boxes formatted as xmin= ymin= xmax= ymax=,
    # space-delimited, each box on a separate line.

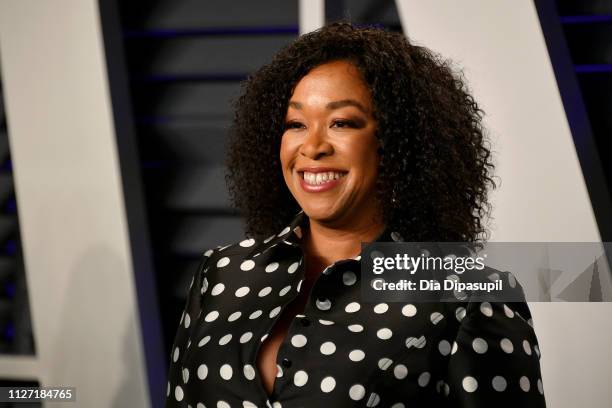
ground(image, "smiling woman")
xmin=280 ymin=60 xmax=382 ymax=234
xmin=164 ymin=22 xmax=547 ymax=408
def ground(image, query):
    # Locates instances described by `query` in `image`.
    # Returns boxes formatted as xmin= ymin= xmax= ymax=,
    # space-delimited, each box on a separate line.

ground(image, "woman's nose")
xmin=300 ymin=124 xmax=333 ymax=160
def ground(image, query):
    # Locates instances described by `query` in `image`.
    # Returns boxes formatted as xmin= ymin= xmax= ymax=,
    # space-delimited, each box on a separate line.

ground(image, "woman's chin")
xmin=301 ymin=203 xmax=344 ymax=224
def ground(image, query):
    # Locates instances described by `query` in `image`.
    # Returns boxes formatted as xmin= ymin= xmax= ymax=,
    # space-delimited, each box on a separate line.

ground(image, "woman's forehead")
xmin=290 ymin=61 xmax=373 ymax=110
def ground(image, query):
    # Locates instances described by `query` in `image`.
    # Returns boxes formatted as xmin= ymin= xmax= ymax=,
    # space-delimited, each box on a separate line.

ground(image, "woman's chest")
xmin=180 ymin=263 xmax=459 ymax=407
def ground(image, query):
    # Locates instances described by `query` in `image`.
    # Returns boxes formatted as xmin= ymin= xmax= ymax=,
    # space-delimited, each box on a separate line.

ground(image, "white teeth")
xmin=302 ymin=171 xmax=346 ymax=186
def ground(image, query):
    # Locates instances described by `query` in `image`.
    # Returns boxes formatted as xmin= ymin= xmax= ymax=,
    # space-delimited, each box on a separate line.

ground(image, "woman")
xmin=165 ymin=22 xmax=546 ymax=407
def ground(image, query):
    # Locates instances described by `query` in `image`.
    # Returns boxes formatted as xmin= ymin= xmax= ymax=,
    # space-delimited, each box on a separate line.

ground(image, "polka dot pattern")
xmin=164 ymin=215 xmax=546 ymax=407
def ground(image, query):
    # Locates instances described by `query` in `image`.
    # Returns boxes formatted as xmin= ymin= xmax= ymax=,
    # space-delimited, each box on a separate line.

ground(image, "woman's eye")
xmin=331 ymin=120 xmax=357 ymax=128
xmin=284 ymin=122 xmax=304 ymax=130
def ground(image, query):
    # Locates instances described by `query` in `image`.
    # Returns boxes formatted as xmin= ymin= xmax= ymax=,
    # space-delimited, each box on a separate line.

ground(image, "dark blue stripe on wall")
xmin=133 ymin=74 xmax=248 ymax=83
xmin=574 ymin=64 xmax=612 ymax=73
xmin=124 ymin=26 xmax=299 ymax=38
xmin=534 ymin=0 xmax=612 ymax=244
xmin=559 ymin=15 xmax=612 ymax=24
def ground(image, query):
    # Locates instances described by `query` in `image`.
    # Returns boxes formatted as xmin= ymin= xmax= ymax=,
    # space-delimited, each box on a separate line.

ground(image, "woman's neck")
xmin=301 ymin=214 xmax=385 ymax=278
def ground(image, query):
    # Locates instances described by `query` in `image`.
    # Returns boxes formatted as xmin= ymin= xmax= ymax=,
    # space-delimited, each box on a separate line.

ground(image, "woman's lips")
xmin=297 ymin=170 xmax=347 ymax=193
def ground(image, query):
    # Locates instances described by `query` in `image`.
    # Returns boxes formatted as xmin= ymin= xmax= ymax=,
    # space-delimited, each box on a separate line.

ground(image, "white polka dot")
xmin=220 ymin=364 xmax=233 ymax=380
xmin=508 ymin=273 xmax=517 ymax=287
xmin=405 ymin=335 xmax=427 ymax=349
xmin=472 ymin=337 xmax=488 ymax=354
xmin=205 ymin=311 xmax=219 ymax=322
xmin=279 ymin=285 xmax=291 ymax=296
xmin=534 ymin=344 xmax=541 ymax=358
xmin=216 ymin=257 xmax=230 ymax=268
xmin=261 ymin=334 xmax=268 ymax=342
xmin=288 ymin=262 xmax=299 ymax=273
xmin=451 ymin=341 xmax=458 ymax=354
xmin=197 ymin=364 xmax=208 ymax=380
xmin=296 ymin=279 xmax=303 ymax=292
xmin=343 ymin=271 xmax=357 ymax=285
xmin=240 ymin=332 xmax=253 ymax=343
xmin=455 ymin=307 xmax=466 ymax=321
xmin=217 ymin=402 xmax=230 ymax=408
xmin=173 ymin=347 xmax=180 ymax=362
xmin=349 ymin=384 xmax=366 ymax=400
xmin=239 ymin=238 xmax=255 ymax=247
xmin=201 ymin=277 xmax=209 ymax=294
xmin=278 ymin=226 xmax=291 ymax=237
xmin=537 ymin=378 xmax=544 ymax=394
xmin=294 ymin=370 xmax=308 ymax=386
xmin=320 ymin=341 xmax=336 ymax=355
xmin=316 ymin=298 xmax=331 ymax=310
xmin=402 ymin=304 xmax=417 ymax=317
xmin=320 ymin=376 xmax=336 ymax=392
xmin=430 ymin=311 xmax=444 ymax=325
xmin=269 ymin=306 xmax=282 ymax=318
xmin=166 ymin=382 xmax=170 ymax=397
xmin=503 ymin=304 xmax=515 ymax=318
xmin=492 ymin=375 xmax=507 ymax=391
xmin=480 ymin=302 xmax=493 ymax=317
xmin=228 ymin=311 xmax=241 ymax=322
xmin=366 ymin=392 xmax=380 ymax=407
xmin=500 ymin=338 xmax=514 ymax=353
xmin=243 ymin=364 xmax=255 ymax=380
xmin=198 ymin=336 xmax=211 ymax=347
xmin=249 ymin=310 xmax=263 ymax=319
xmin=274 ymin=364 xmax=283 ymax=378
xmin=377 ymin=328 xmax=393 ymax=340
xmin=348 ymin=324 xmax=364 ymax=332
xmin=272 ymin=403 xmax=282 ymax=408
xmin=319 ymin=319 xmax=334 ymax=325
xmin=390 ymin=404 xmax=405 ymax=408
xmin=373 ymin=303 xmax=388 ymax=314
xmin=264 ymin=234 xmax=275 ymax=243
xmin=462 ymin=376 xmax=478 ymax=392
xmin=184 ymin=313 xmax=191 ymax=328
xmin=174 ymin=385 xmax=184 ymax=401
xmin=349 ymin=349 xmax=365 ymax=361
xmin=438 ymin=340 xmax=451 ymax=356
xmin=211 ymin=283 xmax=225 ymax=296
xmin=291 ymin=334 xmax=307 ymax=348
xmin=243 ymin=401 xmax=257 ymax=408
xmin=345 ymin=302 xmax=361 ymax=313
xmin=378 ymin=357 xmax=393 ymax=370
xmin=235 ymin=286 xmax=250 ymax=297
xmin=240 ymin=260 xmax=255 ymax=271
xmin=394 ymin=364 xmax=408 ymax=379
xmin=520 ymin=376 xmax=531 ymax=392
xmin=265 ymin=262 xmax=279 ymax=273
xmin=418 ymin=372 xmax=430 ymax=387
xmin=204 ymin=249 xmax=214 ymax=257
xmin=218 ymin=334 xmax=232 ymax=345
xmin=182 ymin=368 xmax=190 ymax=383
xmin=523 ymin=340 xmax=532 ymax=355
xmin=391 ymin=231 xmax=403 ymax=241
xmin=258 ymin=287 xmax=272 ymax=297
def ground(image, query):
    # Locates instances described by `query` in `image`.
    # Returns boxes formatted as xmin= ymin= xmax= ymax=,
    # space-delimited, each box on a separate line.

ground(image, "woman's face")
xmin=280 ymin=60 xmax=380 ymax=226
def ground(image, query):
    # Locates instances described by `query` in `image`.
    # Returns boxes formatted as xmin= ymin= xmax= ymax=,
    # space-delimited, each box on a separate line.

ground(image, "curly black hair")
xmin=225 ymin=22 xmax=496 ymax=243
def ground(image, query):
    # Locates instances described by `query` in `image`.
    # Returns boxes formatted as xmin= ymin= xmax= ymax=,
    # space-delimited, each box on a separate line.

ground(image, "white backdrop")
xmin=394 ymin=1 xmax=612 ymax=407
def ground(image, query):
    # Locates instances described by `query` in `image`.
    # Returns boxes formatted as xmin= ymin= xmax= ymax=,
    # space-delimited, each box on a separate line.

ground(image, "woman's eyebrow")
xmin=326 ymin=99 xmax=368 ymax=113
xmin=288 ymin=99 xmax=368 ymax=113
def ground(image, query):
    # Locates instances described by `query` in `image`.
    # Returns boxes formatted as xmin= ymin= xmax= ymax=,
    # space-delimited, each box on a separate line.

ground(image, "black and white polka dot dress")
xmin=165 ymin=210 xmax=547 ymax=408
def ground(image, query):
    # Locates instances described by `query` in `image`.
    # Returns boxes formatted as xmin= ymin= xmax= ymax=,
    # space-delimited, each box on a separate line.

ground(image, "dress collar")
xmin=276 ymin=210 xmax=403 ymax=250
